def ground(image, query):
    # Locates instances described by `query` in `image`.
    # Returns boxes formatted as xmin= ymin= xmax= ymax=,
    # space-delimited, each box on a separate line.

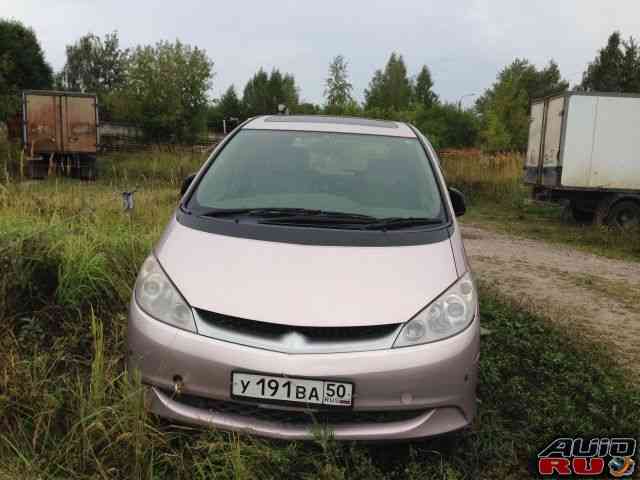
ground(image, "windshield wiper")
xmin=361 ymin=217 xmax=443 ymax=231
xmin=195 ymin=207 xmax=441 ymax=230
xmin=258 ymin=211 xmax=377 ymax=227
xmin=259 ymin=216 xmax=375 ymax=228
xmin=198 ymin=207 xmax=321 ymax=218
xmin=198 ymin=207 xmax=377 ymax=221
xmin=261 ymin=214 xmax=442 ymax=230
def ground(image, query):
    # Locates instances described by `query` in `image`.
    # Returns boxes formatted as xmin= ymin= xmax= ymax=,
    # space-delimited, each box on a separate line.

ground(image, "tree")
xmin=401 ymin=103 xmax=477 ymax=149
xmin=0 ymin=19 xmax=53 ymax=121
xmin=476 ymin=59 xmax=568 ymax=150
xmin=116 ymin=40 xmax=213 ymax=142
xmin=363 ymin=70 xmax=385 ymax=111
xmin=218 ymin=85 xmax=243 ymax=120
xmin=243 ymin=68 xmax=299 ymax=115
xmin=581 ymin=32 xmax=640 ymax=93
xmin=413 ymin=65 xmax=438 ymax=108
xmin=527 ymin=60 xmax=568 ymax=99
xmin=61 ymin=32 xmax=129 ymax=93
xmin=242 ymin=69 xmax=269 ymax=115
xmin=620 ymin=37 xmax=640 ymax=92
xmin=296 ymin=102 xmax=322 ymax=114
xmin=364 ymin=53 xmax=412 ymax=111
xmin=324 ymin=55 xmax=353 ymax=111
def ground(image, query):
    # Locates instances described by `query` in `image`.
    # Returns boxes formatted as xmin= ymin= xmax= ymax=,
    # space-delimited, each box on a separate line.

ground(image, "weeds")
xmin=101 ymin=150 xmax=206 ymax=187
xmin=440 ymin=149 xmax=525 ymax=205
xmin=1 ymin=152 xmax=638 ymax=478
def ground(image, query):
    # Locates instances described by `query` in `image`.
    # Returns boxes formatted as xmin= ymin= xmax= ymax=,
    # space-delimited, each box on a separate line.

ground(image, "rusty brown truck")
xmin=19 ymin=90 xmax=98 ymax=179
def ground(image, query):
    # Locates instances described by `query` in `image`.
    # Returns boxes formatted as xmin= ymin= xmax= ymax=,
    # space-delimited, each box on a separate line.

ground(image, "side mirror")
xmin=448 ymin=187 xmax=466 ymax=217
xmin=180 ymin=173 xmax=196 ymax=197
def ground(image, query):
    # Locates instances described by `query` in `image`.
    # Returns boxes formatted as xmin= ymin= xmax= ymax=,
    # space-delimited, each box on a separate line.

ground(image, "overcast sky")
xmin=4 ymin=0 xmax=639 ymax=107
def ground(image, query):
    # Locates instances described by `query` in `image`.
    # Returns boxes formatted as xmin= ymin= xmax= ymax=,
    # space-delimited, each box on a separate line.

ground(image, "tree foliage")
xmin=115 ymin=40 xmax=213 ymax=142
xmin=476 ymin=59 xmax=568 ymax=150
xmin=360 ymin=104 xmax=478 ymax=150
xmin=243 ymin=68 xmax=299 ymax=116
xmin=324 ymin=55 xmax=353 ymax=111
xmin=413 ymin=66 xmax=439 ymax=108
xmin=218 ymin=85 xmax=244 ymax=120
xmin=364 ymin=53 xmax=412 ymax=111
xmin=0 ymin=19 xmax=53 ymax=121
xmin=61 ymin=32 xmax=129 ymax=94
xmin=60 ymin=31 xmax=130 ymax=120
xmin=295 ymin=102 xmax=322 ymax=115
xmin=581 ymin=31 xmax=640 ymax=93
xmin=414 ymin=103 xmax=478 ymax=149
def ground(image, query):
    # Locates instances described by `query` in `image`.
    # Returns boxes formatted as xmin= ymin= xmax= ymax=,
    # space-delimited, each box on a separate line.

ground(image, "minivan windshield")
xmin=189 ymin=130 xmax=445 ymax=222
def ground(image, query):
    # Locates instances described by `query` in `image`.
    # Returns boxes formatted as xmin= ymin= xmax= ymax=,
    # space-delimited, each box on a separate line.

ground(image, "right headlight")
xmin=393 ymin=272 xmax=477 ymax=348
xmin=134 ymin=255 xmax=197 ymax=333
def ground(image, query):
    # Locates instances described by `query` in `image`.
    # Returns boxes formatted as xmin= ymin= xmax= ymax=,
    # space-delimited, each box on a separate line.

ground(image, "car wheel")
xmin=607 ymin=200 xmax=640 ymax=229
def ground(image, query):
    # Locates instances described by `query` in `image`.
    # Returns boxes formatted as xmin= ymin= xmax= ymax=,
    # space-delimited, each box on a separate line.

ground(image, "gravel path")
xmin=463 ymin=224 xmax=640 ymax=374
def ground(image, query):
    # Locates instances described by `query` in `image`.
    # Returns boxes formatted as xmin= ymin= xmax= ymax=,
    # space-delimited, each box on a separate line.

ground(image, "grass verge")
xmin=463 ymin=198 xmax=640 ymax=262
xmin=1 ymin=155 xmax=638 ymax=478
xmin=1 ymin=183 xmax=638 ymax=478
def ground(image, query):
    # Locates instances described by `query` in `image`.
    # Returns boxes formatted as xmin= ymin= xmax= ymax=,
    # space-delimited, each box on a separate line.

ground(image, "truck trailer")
xmin=525 ymin=91 xmax=640 ymax=228
xmin=19 ymin=90 xmax=99 ymax=180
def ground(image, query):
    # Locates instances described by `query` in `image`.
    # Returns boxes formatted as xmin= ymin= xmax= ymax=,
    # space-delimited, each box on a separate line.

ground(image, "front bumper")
xmin=128 ymin=299 xmax=480 ymax=441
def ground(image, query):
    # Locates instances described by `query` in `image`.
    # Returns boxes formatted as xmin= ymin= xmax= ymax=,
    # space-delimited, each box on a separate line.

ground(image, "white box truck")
xmin=525 ymin=92 xmax=640 ymax=227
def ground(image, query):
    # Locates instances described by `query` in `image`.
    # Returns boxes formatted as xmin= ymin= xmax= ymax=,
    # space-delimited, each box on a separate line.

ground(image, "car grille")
xmin=194 ymin=309 xmax=401 ymax=353
xmin=172 ymin=392 xmax=426 ymax=425
xmin=198 ymin=310 xmax=398 ymax=340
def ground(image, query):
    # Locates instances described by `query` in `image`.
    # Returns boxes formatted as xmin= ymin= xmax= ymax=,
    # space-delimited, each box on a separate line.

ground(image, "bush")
xmin=353 ymin=105 xmax=480 ymax=150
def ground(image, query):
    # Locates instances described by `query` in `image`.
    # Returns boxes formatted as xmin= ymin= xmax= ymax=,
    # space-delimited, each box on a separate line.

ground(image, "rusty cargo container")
xmin=21 ymin=90 xmax=99 ymax=179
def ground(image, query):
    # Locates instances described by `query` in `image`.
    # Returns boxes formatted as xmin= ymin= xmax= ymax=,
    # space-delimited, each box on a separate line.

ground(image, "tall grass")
xmin=1 ymin=151 xmax=639 ymax=478
xmin=101 ymin=150 xmax=206 ymax=187
xmin=439 ymin=149 xmax=526 ymax=205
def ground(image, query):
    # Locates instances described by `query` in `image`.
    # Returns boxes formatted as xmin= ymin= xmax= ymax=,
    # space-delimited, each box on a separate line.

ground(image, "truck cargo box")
xmin=525 ymin=92 xmax=640 ymax=228
xmin=22 ymin=90 xmax=98 ymax=155
xmin=525 ymin=92 xmax=640 ymax=192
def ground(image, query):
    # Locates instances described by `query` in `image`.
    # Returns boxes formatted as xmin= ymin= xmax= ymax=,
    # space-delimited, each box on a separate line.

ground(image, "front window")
xmin=189 ymin=130 xmax=445 ymax=222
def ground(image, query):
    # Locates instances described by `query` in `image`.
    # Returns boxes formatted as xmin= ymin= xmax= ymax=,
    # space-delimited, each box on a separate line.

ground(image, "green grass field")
xmin=1 ymin=151 xmax=639 ymax=479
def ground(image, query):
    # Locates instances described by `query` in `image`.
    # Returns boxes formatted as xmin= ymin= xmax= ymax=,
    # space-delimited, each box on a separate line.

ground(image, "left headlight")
xmin=134 ymin=255 xmax=197 ymax=333
xmin=393 ymin=271 xmax=477 ymax=348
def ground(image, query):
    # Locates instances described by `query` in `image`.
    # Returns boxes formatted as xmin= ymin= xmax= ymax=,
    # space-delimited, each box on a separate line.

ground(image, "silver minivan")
xmin=128 ymin=115 xmax=479 ymax=441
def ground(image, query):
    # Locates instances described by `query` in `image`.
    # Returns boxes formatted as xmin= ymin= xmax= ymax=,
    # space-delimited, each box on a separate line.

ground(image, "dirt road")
xmin=462 ymin=224 xmax=640 ymax=374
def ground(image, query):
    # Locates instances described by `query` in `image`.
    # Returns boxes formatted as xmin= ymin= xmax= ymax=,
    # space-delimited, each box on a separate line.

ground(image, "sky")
xmin=3 ymin=0 xmax=639 ymax=108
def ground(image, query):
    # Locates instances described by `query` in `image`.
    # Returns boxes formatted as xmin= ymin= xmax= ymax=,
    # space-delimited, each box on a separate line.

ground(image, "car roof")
xmin=242 ymin=115 xmax=417 ymax=138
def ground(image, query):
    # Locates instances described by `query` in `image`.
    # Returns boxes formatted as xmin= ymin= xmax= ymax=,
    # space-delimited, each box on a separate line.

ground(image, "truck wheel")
xmin=607 ymin=200 xmax=640 ymax=229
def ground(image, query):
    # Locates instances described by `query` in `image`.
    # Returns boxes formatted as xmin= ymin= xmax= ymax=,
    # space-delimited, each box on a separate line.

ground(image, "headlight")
xmin=393 ymin=272 xmax=476 ymax=348
xmin=134 ymin=255 xmax=197 ymax=332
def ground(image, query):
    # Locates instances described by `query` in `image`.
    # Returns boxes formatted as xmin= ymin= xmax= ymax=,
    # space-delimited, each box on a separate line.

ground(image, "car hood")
xmin=155 ymin=217 xmax=458 ymax=327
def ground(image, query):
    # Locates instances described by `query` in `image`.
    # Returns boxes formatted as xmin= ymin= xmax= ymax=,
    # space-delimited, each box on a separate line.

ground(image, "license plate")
xmin=231 ymin=372 xmax=353 ymax=407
